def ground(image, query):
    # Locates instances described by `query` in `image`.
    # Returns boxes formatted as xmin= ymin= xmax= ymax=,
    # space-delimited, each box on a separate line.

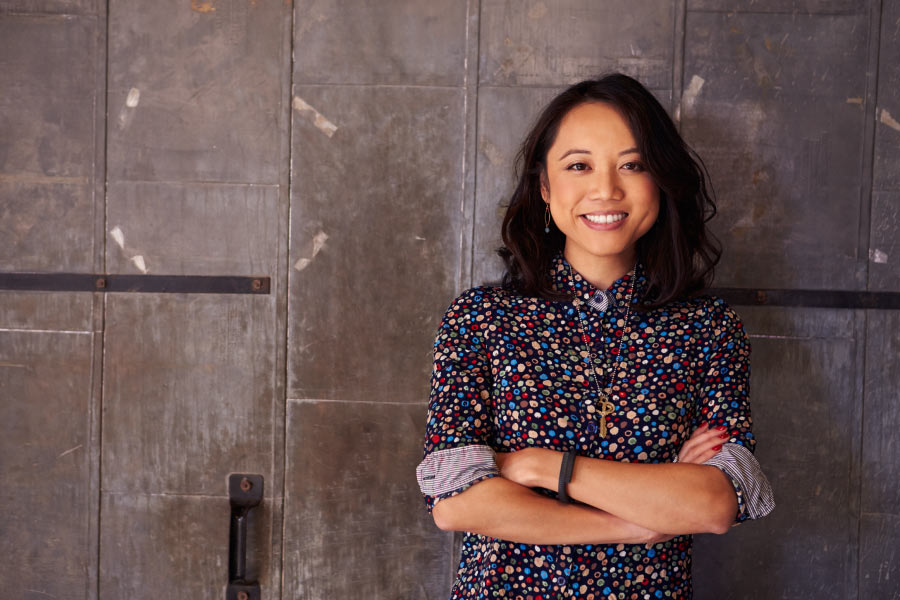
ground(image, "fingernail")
xmin=713 ymin=444 xmax=722 ymax=450
xmin=719 ymin=433 xmax=729 ymax=439
xmin=703 ymin=422 xmax=711 ymax=429
xmin=715 ymin=425 xmax=727 ymax=431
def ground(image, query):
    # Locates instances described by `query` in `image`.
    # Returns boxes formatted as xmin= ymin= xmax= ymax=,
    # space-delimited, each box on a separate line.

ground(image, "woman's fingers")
xmin=677 ymin=423 xmax=730 ymax=464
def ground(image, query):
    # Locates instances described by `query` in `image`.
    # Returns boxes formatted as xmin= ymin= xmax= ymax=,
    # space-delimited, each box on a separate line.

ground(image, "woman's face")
xmin=541 ymin=101 xmax=660 ymax=276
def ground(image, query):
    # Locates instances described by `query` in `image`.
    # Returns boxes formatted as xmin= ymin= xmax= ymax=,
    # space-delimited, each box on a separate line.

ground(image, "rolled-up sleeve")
xmin=697 ymin=298 xmax=775 ymax=523
xmin=417 ymin=289 xmax=498 ymax=512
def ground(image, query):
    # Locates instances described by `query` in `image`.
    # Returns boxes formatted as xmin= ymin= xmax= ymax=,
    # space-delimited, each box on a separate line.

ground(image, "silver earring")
xmin=544 ymin=203 xmax=551 ymax=233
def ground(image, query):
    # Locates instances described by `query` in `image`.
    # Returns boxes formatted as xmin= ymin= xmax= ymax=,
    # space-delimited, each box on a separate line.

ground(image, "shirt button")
xmin=555 ymin=575 xmax=567 ymax=585
xmin=586 ymin=422 xmax=597 ymax=434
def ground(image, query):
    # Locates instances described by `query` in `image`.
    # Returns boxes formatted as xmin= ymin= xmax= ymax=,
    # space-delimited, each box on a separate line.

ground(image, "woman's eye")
xmin=567 ymin=162 xmax=589 ymax=171
xmin=622 ymin=161 xmax=645 ymax=172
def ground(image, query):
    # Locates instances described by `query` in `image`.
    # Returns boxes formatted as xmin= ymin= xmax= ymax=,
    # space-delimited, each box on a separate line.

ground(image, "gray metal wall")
xmin=0 ymin=0 xmax=897 ymax=598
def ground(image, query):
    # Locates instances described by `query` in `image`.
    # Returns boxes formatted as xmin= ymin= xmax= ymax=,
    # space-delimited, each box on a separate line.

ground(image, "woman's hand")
xmin=677 ymin=423 xmax=729 ymax=464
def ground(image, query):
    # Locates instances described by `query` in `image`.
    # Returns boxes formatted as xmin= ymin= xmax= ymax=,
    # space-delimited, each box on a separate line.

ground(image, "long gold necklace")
xmin=568 ymin=264 xmax=636 ymax=438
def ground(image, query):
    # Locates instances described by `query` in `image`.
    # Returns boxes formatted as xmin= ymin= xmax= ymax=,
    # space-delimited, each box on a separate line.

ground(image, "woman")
xmin=416 ymin=73 xmax=774 ymax=599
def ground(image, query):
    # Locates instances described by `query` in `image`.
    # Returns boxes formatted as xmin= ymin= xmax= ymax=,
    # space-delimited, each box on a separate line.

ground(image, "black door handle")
xmin=227 ymin=474 xmax=263 ymax=600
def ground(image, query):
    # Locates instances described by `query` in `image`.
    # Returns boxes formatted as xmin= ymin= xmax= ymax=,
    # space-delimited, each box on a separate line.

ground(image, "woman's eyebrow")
xmin=557 ymin=146 xmax=640 ymax=161
xmin=557 ymin=148 xmax=591 ymax=160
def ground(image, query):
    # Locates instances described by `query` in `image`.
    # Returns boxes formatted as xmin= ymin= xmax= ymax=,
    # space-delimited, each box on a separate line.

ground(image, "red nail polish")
xmin=712 ymin=444 xmax=722 ymax=451
xmin=715 ymin=425 xmax=727 ymax=431
xmin=719 ymin=433 xmax=729 ymax=439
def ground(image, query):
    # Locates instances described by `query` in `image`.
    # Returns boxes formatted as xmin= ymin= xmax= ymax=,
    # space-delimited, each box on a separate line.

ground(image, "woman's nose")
xmin=589 ymin=166 xmax=622 ymax=200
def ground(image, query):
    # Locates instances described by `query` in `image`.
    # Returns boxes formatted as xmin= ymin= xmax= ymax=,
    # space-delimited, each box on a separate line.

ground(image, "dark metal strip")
xmin=0 ymin=273 xmax=270 ymax=294
xmin=709 ymin=288 xmax=900 ymax=310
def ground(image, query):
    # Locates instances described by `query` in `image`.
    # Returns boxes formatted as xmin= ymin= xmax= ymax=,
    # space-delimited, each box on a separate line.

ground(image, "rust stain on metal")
xmin=191 ymin=0 xmax=216 ymax=13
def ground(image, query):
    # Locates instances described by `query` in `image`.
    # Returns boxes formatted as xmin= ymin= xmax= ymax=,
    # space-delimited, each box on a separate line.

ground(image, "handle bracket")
xmin=227 ymin=474 xmax=263 ymax=600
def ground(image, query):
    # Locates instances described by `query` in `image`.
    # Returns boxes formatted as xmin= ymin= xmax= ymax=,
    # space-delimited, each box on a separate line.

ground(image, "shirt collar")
xmin=551 ymin=254 xmax=645 ymax=314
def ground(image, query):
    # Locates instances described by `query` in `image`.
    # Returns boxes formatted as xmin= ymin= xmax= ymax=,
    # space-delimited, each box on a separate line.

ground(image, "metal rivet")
xmin=95 ymin=277 xmax=107 ymax=289
xmin=756 ymin=290 xmax=767 ymax=304
xmin=240 ymin=477 xmax=252 ymax=492
xmin=237 ymin=592 xmax=249 ymax=600
xmin=251 ymin=279 xmax=262 ymax=291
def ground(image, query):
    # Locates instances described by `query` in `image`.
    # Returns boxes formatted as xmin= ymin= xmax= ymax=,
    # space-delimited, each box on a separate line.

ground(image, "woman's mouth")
xmin=582 ymin=212 xmax=627 ymax=225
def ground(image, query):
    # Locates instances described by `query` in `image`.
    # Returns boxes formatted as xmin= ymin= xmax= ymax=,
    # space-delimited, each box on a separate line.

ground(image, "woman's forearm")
xmin=514 ymin=450 xmax=737 ymax=534
xmin=431 ymin=476 xmax=669 ymax=545
xmin=572 ymin=459 xmax=737 ymax=533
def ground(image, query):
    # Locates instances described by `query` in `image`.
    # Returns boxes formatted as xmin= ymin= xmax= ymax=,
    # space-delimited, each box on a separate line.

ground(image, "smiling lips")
xmin=582 ymin=212 xmax=627 ymax=225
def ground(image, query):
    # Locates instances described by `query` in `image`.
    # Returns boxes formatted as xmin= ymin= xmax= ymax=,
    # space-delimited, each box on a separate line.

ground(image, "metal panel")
xmin=0 ymin=292 xmax=92 ymax=332
xmin=0 ymin=330 xmax=94 ymax=598
xmin=867 ymin=191 xmax=899 ymax=291
xmin=873 ymin=0 xmax=900 ymax=192
xmin=859 ymin=513 xmax=900 ymax=600
xmin=694 ymin=307 xmax=861 ymax=598
xmin=292 ymin=0 xmax=468 ymax=86
xmin=282 ymin=400 xmax=453 ymax=599
xmin=870 ymin=0 xmax=900 ymax=290
xmin=287 ymin=85 xmax=465 ymax=403
xmin=862 ymin=311 xmax=900 ymax=514
xmin=0 ymin=13 xmax=97 ymax=272
xmin=99 ymin=493 xmax=275 ymax=598
xmin=479 ymin=0 xmax=675 ymax=87
xmin=102 ymin=294 xmax=276 ymax=495
xmin=681 ymin=10 xmax=869 ymax=290
xmin=106 ymin=0 xmax=288 ymax=184
xmin=106 ymin=181 xmax=279 ymax=276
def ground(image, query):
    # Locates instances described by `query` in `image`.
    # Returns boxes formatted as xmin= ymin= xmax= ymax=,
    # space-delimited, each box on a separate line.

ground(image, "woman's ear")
xmin=539 ymin=171 xmax=549 ymax=203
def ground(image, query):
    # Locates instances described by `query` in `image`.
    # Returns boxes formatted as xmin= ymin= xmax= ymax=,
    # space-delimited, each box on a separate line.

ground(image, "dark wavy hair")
xmin=498 ymin=73 xmax=720 ymax=308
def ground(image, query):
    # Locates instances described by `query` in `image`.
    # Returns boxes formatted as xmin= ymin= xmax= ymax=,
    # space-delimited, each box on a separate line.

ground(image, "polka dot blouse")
xmin=417 ymin=256 xmax=773 ymax=599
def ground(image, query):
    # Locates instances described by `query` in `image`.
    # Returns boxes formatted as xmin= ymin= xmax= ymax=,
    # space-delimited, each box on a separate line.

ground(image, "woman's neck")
xmin=564 ymin=246 xmax=635 ymax=290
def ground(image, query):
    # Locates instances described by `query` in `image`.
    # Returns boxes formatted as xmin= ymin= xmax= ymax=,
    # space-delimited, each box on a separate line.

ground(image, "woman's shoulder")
xmin=444 ymin=285 xmax=518 ymax=313
xmin=652 ymin=294 xmax=746 ymax=331
xmin=441 ymin=285 xmax=548 ymax=321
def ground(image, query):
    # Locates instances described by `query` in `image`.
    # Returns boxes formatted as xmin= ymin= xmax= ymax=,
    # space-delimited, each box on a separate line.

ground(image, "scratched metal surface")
xmin=282 ymin=400 xmax=453 ymax=599
xmin=105 ymin=181 xmax=280 ymax=276
xmin=681 ymin=8 xmax=871 ymax=290
xmin=869 ymin=0 xmax=900 ymax=291
xmin=287 ymin=84 xmax=466 ymax=404
xmin=859 ymin=310 xmax=900 ymax=598
xmin=106 ymin=0 xmax=288 ymax=185
xmin=292 ymin=0 xmax=468 ymax=86
xmin=0 ymin=13 xmax=97 ymax=272
xmin=0 ymin=330 xmax=94 ymax=598
xmin=479 ymin=0 xmax=675 ymax=88
xmin=99 ymin=494 xmax=274 ymax=598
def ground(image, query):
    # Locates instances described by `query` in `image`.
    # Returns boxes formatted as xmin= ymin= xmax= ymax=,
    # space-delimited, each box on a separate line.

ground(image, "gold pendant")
xmin=598 ymin=396 xmax=615 ymax=438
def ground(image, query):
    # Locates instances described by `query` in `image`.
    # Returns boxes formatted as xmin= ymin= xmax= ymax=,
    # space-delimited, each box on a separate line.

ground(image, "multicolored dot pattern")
xmin=423 ymin=256 xmax=755 ymax=599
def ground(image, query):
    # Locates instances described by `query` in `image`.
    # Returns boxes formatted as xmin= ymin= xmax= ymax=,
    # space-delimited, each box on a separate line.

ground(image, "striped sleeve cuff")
xmin=704 ymin=443 xmax=775 ymax=521
xmin=416 ymin=445 xmax=498 ymax=499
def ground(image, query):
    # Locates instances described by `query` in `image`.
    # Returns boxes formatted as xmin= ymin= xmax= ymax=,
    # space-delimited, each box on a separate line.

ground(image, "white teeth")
xmin=583 ymin=213 xmax=626 ymax=224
